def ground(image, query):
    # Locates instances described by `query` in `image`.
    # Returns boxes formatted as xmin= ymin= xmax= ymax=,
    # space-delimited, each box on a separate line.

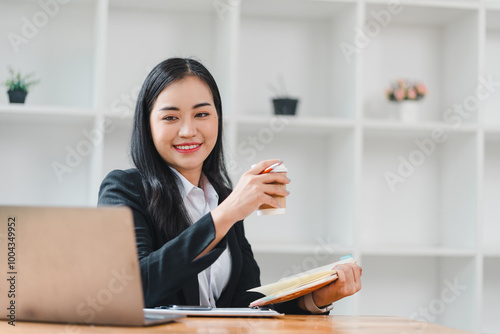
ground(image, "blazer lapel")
xmin=180 ymin=230 xmax=240 ymax=307
xmin=180 ymin=234 xmax=234 ymax=306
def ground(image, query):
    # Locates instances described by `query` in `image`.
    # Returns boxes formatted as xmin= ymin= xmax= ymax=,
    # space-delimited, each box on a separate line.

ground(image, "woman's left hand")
xmin=307 ymin=263 xmax=362 ymax=308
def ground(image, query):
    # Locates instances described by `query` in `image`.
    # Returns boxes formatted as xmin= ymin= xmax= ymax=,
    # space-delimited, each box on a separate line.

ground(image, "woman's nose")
xmin=178 ymin=119 xmax=197 ymax=138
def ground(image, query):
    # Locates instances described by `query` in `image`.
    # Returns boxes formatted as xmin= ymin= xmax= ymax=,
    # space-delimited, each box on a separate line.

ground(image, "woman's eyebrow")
xmin=158 ymin=102 xmax=211 ymax=112
xmin=158 ymin=105 xmax=179 ymax=112
xmin=193 ymin=102 xmax=212 ymax=109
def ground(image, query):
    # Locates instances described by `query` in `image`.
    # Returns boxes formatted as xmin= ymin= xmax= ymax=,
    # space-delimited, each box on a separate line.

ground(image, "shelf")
xmin=364 ymin=3 xmax=477 ymax=32
xmin=102 ymin=113 xmax=134 ymax=129
xmin=483 ymin=248 xmax=500 ymax=258
xmin=252 ymin=242 xmax=353 ymax=255
xmin=482 ymin=258 xmax=500 ymax=334
xmin=238 ymin=0 xmax=358 ymax=118
xmin=0 ymin=104 xmax=97 ymax=125
xmin=104 ymin=1 xmax=223 ymax=111
xmin=0 ymin=0 xmax=98 ymax=107
xmin=359 ymin=246 xmax=476 ymax=257
xmin=359 ymin=256 xmax=478 ymax=331
xmin=486 ymin=1 xmax=500 ymax=11
xmin=360 ymin=131 xmax=477 ymax=249
xmin=484 ymin=10 xmax=500 ymax=125
xmin=0 ymin=120 xmax=96 ymax=206
xmin=109 ymin=0 xmax=215 ymax=12
xmin=232 ymin=115 xmax=355 ymax=133
xmin=365 ymin=0 xmax=478 ymax=10
xmin=362 ymin=119 xmax=478 ymax=133
xmin=363 ymin=3 xmax=479 ymax=123
xmin=101 ymin=118 xmax=134 ymax=177
xmin=484 ymin=124 xmax=500 ymax=134
xmin=236 ymin=128 xmax=356 ymax=247
xmin=241 ymin=0 xmax=357 ymax=19
xmin=483 ymin=133 xmax=500 ymax=250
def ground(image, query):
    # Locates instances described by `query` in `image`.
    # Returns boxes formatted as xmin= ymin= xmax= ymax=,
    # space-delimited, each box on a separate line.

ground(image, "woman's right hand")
xmin=211 ymin=159 xmax=290 ymax=229
xmin=196 ymin=159 xmax=289 ymax=259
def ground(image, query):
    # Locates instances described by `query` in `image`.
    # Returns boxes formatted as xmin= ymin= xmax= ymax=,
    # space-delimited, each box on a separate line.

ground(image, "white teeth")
xmin=175 ymin=144 xmax=200 ymax=150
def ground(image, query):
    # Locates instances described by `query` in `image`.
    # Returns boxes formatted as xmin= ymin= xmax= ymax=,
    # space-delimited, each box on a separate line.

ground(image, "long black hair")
xmin=131 ymin=58 xmax=232 ymax=241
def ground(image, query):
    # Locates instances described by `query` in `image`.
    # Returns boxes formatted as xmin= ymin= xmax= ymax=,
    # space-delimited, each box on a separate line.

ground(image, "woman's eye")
xmin=162 ymin=116 xmax=178 ymax=121
xmin=195 ymin=112 xmax=209 ymax=118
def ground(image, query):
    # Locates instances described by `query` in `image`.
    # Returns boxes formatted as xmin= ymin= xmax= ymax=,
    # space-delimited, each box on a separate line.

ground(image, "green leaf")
xmin=3 ymin=66 xmax=40 ymax=92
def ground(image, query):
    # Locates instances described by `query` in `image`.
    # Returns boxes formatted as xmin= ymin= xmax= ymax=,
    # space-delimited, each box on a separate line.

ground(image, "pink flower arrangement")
xmin=386 ymin=79 xmax=427 ymax=101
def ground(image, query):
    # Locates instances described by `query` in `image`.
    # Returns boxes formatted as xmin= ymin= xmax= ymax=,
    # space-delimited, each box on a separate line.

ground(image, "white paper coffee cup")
xmin=255 ymin=163 xmax=287 ymax=216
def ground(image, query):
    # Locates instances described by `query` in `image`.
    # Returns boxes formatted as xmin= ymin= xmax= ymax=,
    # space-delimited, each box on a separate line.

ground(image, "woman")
xmin=98 ymin=58 xmax=361 ymax=314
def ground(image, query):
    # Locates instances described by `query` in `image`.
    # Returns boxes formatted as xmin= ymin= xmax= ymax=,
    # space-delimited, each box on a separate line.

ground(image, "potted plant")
xmin=268 ymin=75 xmax=299 ymax=116
xmin=386 ymin=79 xmax=427 ymax=122
xmin=4 ymin=66 xmax=40 ymax=104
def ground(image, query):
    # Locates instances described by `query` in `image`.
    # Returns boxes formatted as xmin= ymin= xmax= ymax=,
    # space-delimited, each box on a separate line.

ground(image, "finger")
xmin=335 ymin=265 xmax=346 ymax=284
xmin=353 ymin=265 xmax=362 ymax=281
xmin=341 ymin=264 xmax=356 ymax=284
xmin=343 ymin=264 xmax=361 ymax=293
xmin=346 ymin=264 xmax=359 ymax=294
xmin=263 ymin=184 xmax=289 ymax=197
xmin=259 ymin=171 xmax=290 ymax=185
xmin=346 ymin=264 xmax=361 ymax=282
xmin=353 ymin=265 xmax=362 ymax=290
xmin=248 ymin=159 xmax=282 ymax=175
xmin=259 ymin=194 xmax=282 ymax=209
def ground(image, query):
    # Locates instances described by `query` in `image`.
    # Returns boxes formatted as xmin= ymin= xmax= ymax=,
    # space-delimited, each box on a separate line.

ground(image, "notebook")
xmin=248 ymin=255 xmax=356 ymax=307
xmin=0 ymin=206 xmax=183 ymax=326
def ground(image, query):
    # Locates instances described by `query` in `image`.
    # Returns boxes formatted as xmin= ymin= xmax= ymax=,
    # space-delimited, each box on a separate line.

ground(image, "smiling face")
xmin=149 ymin=75 xmax=219 ymax=185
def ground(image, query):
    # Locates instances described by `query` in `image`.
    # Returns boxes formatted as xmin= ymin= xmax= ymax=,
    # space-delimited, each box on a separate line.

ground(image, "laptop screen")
xmin=0 ymin=206 xmax=147 ymax=326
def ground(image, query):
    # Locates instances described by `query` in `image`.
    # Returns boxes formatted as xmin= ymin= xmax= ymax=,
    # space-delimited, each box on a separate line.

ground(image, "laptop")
xmin=0 ymin=206 xmax=183 ymax=326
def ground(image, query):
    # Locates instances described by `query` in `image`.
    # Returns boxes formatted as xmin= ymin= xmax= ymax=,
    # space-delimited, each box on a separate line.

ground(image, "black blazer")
xmin=98 ymin=169 xmax=309 ymax=314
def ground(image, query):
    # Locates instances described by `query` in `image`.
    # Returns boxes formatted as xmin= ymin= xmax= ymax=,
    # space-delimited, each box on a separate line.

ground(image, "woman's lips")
xmin=173 ymin=143 xmax=202 ymax=153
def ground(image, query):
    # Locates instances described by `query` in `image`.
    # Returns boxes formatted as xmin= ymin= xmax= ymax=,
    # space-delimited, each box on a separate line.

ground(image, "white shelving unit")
xmin=0 ymin=0 xmax=97 ymax=107
xmin=1 ymin=0 xmax=499 ymax=332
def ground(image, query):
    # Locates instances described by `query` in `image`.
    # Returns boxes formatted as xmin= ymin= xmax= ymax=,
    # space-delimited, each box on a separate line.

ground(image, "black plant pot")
xmin=7 ymin=89 xmax=28 ymax=104
xmin=272 ymin=98 xmax=298 ymax=115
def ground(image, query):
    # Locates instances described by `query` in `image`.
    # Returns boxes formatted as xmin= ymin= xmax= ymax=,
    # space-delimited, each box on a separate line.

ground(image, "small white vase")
xmin=398 ymin=100 xmax=419 ymax=123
